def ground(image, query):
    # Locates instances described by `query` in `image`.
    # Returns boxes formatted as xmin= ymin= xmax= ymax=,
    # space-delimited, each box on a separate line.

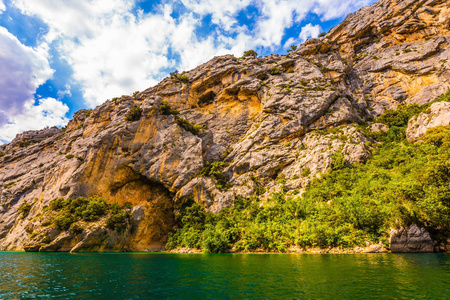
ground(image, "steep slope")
xmin=0 ymin=0 xmax=449 ymax=252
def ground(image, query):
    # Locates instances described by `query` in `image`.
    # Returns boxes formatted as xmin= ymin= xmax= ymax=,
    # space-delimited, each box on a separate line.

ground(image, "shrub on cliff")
xmin=243 ymin=50 xmax=257 ymax=58
xmin=174 ymin=116 xmax=203 ymax=135
xmin=269 ymin=66 xmax=280 ymax=75
xmin=159 ymin=101 xmax=179 ymax=116
xmin=201 ymin=161 xmax=230 ymax=190
xmin=48 ymin=197 xmax=129 ymax=231
xmin=176 ymin=74 xmax=189 ymax=83
xmin=125 ymin=106 xmax=142 ymax=122
xmin=106 ymin=203 xmax=131 ymax=231
xmin=18 ymin=202 xmax=32 ymax=219
xmin=54 ymin=212 xmax=75 ymax=230
xmin=170 ymin=70 xmax=189 ymax=83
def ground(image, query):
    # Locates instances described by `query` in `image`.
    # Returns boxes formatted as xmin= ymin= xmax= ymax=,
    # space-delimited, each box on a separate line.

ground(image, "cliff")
xmin=0 ymin=0 xmax=449 ymax=252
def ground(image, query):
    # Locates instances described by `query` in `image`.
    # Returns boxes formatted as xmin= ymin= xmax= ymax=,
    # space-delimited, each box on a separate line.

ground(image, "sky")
xmin=0 ymin=0 xmax=376 ymax=144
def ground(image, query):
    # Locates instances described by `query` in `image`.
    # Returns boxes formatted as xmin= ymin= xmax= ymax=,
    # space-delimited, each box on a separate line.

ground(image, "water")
xmin=1 ymin=252 xmax=449 ymax=299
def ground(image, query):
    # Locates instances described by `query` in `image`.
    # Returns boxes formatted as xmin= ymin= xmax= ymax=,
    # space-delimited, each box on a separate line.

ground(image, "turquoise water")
xmin=0 ymin=252 xmax=449 ymax=299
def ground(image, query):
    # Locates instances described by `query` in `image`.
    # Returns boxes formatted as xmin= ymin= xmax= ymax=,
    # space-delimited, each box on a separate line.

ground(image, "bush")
xmin=331 ymin=153 xmax=347 ymax=170
xmin=54 ymin=212 xmax=75 ymax=230
xmin=49 ymin=198 xmax=65 ymax=211
xmin=159 ymin=101 xmax=179 ymax=116
xmin=201 ymin=225 xmax=229 ymax=253
xmin=125 ymin=106 xmax=142 ymax=122
xmin=177 ymin=74 xmax=189 ymax=83
xmin=243 ymin=50 xmax=257 ymax=58
xmin=378 ymin=104 xmax=421 ymax=128
xmin=201 ymin=161 xmax=230 ymax=190
xmin=18 ymin=202 xmax=32 ymax=219
xmin=81 ymin=199 xmax=108 ymax=221
xmin=269 ymin=66 xmax=280 ymax=75
xmin=106 ymin=210 xmax=130 ymax=231
xmin=70 ymin=223 xmax=84 ymax=234
xmin=174 ymin=116 xmax=203 ymax=135
xmin=47 ymin=197 xmax=128 ymax=231
xmin=287 ymin=45 xmax=297 ymax=53
xmin=301 ymin=168 xmax=311 ymax=177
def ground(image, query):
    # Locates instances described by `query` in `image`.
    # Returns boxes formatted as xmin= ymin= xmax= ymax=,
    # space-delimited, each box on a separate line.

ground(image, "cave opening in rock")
xmin=198 ymin=91 xmax=216 ymax=107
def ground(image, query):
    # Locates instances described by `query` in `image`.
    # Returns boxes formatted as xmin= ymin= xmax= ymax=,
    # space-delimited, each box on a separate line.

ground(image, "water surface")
xmin=1 ymin=252 xmax=449 ymax=299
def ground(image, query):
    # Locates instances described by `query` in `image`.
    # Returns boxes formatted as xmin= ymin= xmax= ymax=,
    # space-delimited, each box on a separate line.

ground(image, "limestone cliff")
xmin=0 ymin=0 xmax=449 ymax=252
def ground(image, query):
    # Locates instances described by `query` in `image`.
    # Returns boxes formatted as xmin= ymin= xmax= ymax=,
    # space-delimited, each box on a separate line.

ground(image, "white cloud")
xmin=0 ymin=98 xmax=69 ymax=143
xmin=312 ymin=0 xmax=374 ymax=21
xmin=0 ymin=26 xmax=69 ymax=144
xmin=283 ymin=37 xmax=297 ymax=49
xmin=0 ymin=26 xmax=54 ymax=125
xmin=7 ymin=0 xmax=376 ymax=110
xmin=299 ymin=23 xmax=322 ymax=42
xmin=57 ymin=84 xmax=72 ymax=99
xmin=180 ymin=0 xmax=252 ymax=31
xmin=0 ymin=1 xmax=5 ymax=13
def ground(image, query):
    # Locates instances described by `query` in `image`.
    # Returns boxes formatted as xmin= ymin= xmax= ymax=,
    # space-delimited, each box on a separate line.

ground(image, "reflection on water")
xmin=0 ymin=252 xmax=449 ymax=299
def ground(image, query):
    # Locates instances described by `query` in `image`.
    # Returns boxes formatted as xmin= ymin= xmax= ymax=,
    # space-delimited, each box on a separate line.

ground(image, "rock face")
xmin=389 ymin=225 xmax=435 ymax=253
xmin=0 ymin=0 xmax=449 ymax=252
xmin=406 ymin=101 xmax=450 ymax=141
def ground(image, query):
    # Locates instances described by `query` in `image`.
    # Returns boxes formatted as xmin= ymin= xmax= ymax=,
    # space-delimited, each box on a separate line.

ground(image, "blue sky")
xmin=0 ymin=0 xmax=376 ymax=143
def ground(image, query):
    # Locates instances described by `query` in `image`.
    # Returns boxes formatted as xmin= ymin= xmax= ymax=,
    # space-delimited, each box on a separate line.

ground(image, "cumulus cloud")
xmin=180 ymin=0 xmax=252 ymax=31
xmin=0 ymin=98 xmax=69 ymax=143
xmin=299 ymin=23 xmax=322 ymax=42
xmin=0 ymin=26 xmax=70 ymax=143
xmin=0 ymin=0 xmax=376 ymax=144
xmin=9 ymin=0 xmax=375 ymax=109
xmin=312 ymin=0 xmax=374 ymax=21
xmin=0 ymin=26 xmax=54 ymax=125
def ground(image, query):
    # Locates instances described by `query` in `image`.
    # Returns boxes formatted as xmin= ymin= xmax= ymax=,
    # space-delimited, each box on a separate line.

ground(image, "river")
xmin=1 ymin=252 xmax=449 ymax=299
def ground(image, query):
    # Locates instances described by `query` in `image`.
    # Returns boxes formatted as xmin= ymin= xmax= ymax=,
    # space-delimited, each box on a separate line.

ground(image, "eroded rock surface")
xmin=389 ymin=225 xmax=435 ymax=253
xmin=406 ymin=101 xmax=450 ymax=141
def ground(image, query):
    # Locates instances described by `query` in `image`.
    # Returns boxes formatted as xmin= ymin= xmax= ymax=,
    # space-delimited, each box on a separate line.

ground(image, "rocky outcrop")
xmin=406 ymin=101 xmax=450 ymax=141
xmin=389 ymin=225 xmax=435 ymax=253
xmin=371 ymin=123 xmax=389 ymax=133
xmin=4 ymin=127 xmax=61 ymax=151
xmin=0 ymin=0 xmax=449 ymax=252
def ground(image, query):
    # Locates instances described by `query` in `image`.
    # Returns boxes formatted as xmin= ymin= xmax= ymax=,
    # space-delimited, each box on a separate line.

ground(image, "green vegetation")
xmin=362 ymin=89 xmax=450 ymax=143
xmin=125 ymin=106 xmax=143 ymax=122
xmin=84 ymin=109 xmax=92 ymax=117
xmin=159 ymin=101 xmax=179 ymax=115
xmin=18 ymin=202 xmax=32 ymax=219
xmin=243 ymin=50 xmax=257 ymax=58
xmin=177 ymin=74 xmax=189 ymax=83
xmin=170 ymin=70 xmax=189 ymax=83
xmin=287 ymin=45 xmax=297 ymax=53
xmin=47 ymin=197 xmax=131 ymax=231
xmin=175 ymin=117 xmax=204 ymax=135
xmin=269 ymin=66 xmax=280 ymax=75
xmin=159 ymin=100 xmax=203 ymax=135
xmin=166 ymin=91 xmax=450 ymax=253
xmin=201 ymin=161 xmax=230 ymax=191
xmin=301 ymin=167 xmax=311 ymax=177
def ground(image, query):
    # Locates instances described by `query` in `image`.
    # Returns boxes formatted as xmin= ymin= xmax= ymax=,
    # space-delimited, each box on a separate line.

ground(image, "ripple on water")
xmin=0 ymin=252 xmax=449 ymax=299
